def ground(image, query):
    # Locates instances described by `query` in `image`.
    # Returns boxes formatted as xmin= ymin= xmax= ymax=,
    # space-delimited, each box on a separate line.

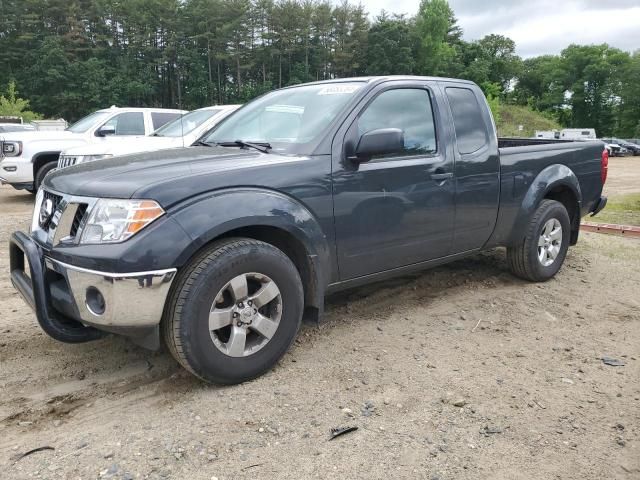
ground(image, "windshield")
xmin=67 ymin=111 xmax=111 ymax=133
xmin=154 ymin=109 xmax=221 ymax=137
xmin=203 ymin=82 xmax=364 ymax=153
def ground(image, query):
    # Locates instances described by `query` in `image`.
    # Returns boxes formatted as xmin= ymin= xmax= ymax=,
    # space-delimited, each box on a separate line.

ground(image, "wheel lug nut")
xmin=233 ymin=312 xmax=239 ymax=317
xmin=238 ymin=302 xmax=244 ymax=308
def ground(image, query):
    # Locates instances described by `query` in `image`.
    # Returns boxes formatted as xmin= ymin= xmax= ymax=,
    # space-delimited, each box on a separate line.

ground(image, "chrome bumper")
xmin=46 ymin=258 xmax=176 ymax=329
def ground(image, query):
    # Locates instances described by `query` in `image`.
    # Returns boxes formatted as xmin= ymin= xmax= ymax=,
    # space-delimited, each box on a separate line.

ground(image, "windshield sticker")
xmin=317 ymin=84 xmax=361 ymax=95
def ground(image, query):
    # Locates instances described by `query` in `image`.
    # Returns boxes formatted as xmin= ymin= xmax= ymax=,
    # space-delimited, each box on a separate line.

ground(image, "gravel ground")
xmin=0 ymin=158 xmax=638 ymax=479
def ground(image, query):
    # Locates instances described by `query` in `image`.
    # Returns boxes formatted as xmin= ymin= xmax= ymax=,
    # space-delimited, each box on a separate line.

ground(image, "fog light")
xmin=86 ymin=286 xmax=106 ymax=315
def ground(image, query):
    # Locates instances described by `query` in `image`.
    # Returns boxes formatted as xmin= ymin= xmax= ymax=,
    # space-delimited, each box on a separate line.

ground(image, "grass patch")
xmin=496 ymin=104 xmax=561 ymax=138
xmin=589 ymin=193 xmax=640 ymax=226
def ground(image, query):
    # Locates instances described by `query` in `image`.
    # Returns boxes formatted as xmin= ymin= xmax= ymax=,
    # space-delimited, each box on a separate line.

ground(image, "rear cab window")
xmin=445 ymin=87 xmax=489 ymax=154
xmin=152 ymin=112 xmax=182 ymax=130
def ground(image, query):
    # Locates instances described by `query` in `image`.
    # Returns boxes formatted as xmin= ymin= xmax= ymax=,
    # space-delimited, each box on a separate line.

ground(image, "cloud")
xmin=357 ymin=0 xmax=640 ymax=57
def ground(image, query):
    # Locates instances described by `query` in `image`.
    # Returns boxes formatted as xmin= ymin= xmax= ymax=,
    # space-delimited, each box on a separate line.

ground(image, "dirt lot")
xmin=1 ymin=158 xmax=639 ymax=480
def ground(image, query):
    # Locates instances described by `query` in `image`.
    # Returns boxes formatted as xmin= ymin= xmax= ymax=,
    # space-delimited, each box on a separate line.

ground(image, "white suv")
xmin=58 ymin=105 xmax=240 ymax=170
xmin=0 ymin=106 xmax=185 ymax=192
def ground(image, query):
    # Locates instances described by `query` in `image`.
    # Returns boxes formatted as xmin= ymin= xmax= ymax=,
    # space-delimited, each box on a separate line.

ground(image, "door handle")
xmin=431 ymin=171 xmax=453 ymax=182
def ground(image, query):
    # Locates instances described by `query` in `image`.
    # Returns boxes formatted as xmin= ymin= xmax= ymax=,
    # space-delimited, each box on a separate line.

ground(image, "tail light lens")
xmin=601 ymin=148 xmax=609 ymax=185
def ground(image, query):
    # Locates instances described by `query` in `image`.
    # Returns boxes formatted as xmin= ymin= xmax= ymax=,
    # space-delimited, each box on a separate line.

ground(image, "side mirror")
xmin=96 ymin=125 xmax=116 ymax=137
xmin=352 ymin=128 xmax=404 ymax=162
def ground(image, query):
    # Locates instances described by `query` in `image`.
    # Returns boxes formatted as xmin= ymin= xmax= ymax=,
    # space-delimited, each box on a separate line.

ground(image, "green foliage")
xmin=415 ymin=0 xmax=458 ymax=76
xmin=496 ymin=104 xmax=561 ymax=138
xmin=481 ymin=82 xmax=502 ymax=124
xmin=0 ymin=0 xmax=635 ymax=138
xmin=366 ymin=13 xmax=414 ymax=75
xmin=0 ymin=81 xmax=42 ymax=122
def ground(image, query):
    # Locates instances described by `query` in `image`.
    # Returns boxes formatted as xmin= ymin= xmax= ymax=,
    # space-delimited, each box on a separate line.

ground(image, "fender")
xmin=169 ymin=187 xmax=332 ymax=310
xmin=506 ymin=164 xmax=582 ymax=245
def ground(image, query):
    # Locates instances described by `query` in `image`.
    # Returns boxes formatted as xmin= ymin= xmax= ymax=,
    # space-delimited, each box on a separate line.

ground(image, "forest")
xmin=0 ymin=0 xmax=638 ymax=137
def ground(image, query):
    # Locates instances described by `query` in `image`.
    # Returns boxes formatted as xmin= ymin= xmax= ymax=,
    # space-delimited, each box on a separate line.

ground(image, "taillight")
xmin=601 ymin=148 xmax=609 ymax=185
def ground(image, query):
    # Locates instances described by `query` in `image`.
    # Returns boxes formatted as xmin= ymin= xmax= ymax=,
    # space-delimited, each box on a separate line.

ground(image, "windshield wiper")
xmin=215 ymin=140 xmax=271 ymax=153
xmin=193 ymin=140 xmax=212 ymax=147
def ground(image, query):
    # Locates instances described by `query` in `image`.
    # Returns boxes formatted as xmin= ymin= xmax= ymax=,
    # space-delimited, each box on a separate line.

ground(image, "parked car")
xmin=10 ymin=76 xmax=607 ymax=384
xmin=602 ymin=138 xmax=640 ymax=156
xmin=0 ymin=106 xmax=185 ymax=191
xmin=602 ymin=140 xmax=627 ymax=157
xmin=57 ymin=105 xmax=241 ymax=169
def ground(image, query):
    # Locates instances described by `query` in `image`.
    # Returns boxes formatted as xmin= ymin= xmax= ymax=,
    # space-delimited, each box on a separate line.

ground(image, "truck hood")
xmin=62 ymin=136 xmax=182 ymax=157
xmin=45 ymin=146 xmax=307 ymax=207
xmin=2 ymin=130 xmax=81 ymax=142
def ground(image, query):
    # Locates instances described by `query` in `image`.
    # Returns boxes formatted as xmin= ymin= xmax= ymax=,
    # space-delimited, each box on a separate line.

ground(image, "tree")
xmin=559 ymin=44 xmax=630 ymax=136
xmin=618 ymin=51 xmax=640 ymax=137
xmin=0 ymin=81 xmax=42 ymax=121
xmin=414 ymin=0 xmax=458 ymax=76
xmin=366 ymin=12 xmax=415 ymax=75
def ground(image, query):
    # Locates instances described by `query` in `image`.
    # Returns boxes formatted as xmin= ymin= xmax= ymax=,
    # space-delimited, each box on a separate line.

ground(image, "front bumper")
xmin=0 ymin=156 xmax=34 ymax=188
xmin=9 ymin=231 xmax=176 ymax=348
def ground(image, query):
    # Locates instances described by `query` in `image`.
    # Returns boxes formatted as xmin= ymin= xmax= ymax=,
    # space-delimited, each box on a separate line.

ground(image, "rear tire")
xmin=507 ymin=200 xmax=570 ymax=282
xmin=34 ymin=162 xmax=57 ymax=191
xmin=163 ymin=238 xmax=304 ymax=384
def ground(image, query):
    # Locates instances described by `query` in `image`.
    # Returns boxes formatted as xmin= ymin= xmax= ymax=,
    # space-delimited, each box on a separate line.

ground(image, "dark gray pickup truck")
xmin=10 ymin=76 xmax=608 ymax=384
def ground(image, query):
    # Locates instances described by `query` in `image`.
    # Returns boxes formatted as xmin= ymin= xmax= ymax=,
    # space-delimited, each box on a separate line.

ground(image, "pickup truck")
xmin=57 ymin=105 xmax=241 ymax=169
xmin=0 ymin=106 xmax=185 ymax=191
xmin=9 ymin=76 xmax=608 ymax=385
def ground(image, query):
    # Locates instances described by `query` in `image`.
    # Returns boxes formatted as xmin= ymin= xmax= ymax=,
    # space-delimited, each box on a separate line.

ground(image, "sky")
xmin=361 ymin=0 xmax=640 ymax=58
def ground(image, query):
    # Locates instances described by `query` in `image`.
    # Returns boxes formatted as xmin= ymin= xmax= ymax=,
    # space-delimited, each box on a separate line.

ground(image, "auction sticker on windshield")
xmin=317 ymin=84 xmax=362 ymax=95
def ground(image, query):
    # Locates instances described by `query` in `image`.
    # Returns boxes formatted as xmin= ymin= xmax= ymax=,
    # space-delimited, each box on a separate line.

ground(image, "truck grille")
xmin=57 ymin=155 xmax=79 ymax=169
xmin=70 ymin=203 xmax=88 ymax=238
xmin=39 ymin=190 xmax=63 ymax=230
xmin=32 ymin=189 xmax=94 ymax=246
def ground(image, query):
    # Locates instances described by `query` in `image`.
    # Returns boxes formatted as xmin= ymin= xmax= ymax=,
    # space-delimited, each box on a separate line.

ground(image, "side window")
xmin=152 ymin=112 xmax=181 ymax=130
xmin=357 ymin=88 xmax=437 ymax=158
xmin=102 ymin=112 xmax=145 ymax=135
xmin=445 ymin=87 xmax=488 ymax=154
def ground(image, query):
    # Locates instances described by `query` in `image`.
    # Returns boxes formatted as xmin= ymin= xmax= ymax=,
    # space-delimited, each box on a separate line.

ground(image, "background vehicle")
xmin=602 ymin=140 xmax=627 ymax=157
xmin=10 ymin=76 xmax=607 ymax=385
xmin=57 ymin=105 xmax=240 ymax=169
xmin=0 ymin=106 xmax=185 ymax=191
xmin=602 ymin=138 xmax=640 ymax=156
xmin=559 ymin=128 xmax=597 ymax=140
xmin=535 ymin=130 xmax=560 ymax=139
xmin=30 ymin=119 xmax=68 ymax=131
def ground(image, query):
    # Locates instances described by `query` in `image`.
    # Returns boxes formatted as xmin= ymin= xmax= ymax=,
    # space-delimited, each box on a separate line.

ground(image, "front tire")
xmin=163 ymin=238 xmax=304 ymax=384
xmin=507 ymin=200 xmax=571 ymax=282
xmin=34 ymin=162 xmax=57 ymax=191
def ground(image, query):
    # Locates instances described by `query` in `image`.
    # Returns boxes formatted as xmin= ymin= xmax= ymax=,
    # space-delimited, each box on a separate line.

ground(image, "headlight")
xmin=84 ymin=154 xmax=113 ymax=163
xmin=1 ymin=141 xmax=22 ymax=157
xmin=80 ymin=199 xmax=165 ymax=244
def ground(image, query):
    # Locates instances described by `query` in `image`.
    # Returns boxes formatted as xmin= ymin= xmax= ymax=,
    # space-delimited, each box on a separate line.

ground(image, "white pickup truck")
xmin=57 ymin=105 xmax=240 ymax=170
xmin=0 ymin=106 xmax=185 ymax=192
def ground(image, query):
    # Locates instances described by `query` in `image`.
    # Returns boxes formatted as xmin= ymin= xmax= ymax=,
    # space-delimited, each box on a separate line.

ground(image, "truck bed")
xmin=498 ymin=137 xmax=581 ymax=148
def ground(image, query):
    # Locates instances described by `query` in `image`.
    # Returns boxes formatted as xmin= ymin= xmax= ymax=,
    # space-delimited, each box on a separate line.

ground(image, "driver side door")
xmin=332 ymin=81 xmax=456 ymax=280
